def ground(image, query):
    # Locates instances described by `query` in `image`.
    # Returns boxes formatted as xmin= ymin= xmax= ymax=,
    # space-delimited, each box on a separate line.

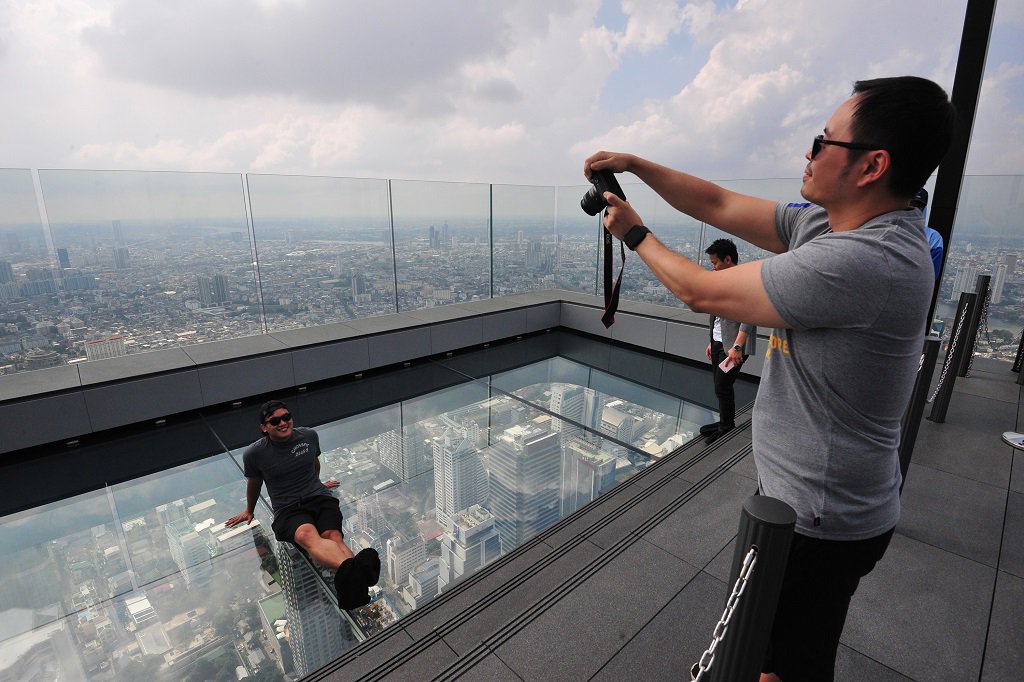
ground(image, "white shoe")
xmin=1001 ymin=431 xmax=1024 ymax=450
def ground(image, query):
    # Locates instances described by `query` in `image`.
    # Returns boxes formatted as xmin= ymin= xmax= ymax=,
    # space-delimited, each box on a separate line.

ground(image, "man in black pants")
xmin=226 ymin=400 xmax=380 ymax=610
xmin=700 ymin=238 xmax=757 ymax=444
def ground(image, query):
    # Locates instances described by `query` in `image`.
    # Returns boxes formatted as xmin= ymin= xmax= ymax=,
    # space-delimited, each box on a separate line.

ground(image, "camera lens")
xmin=580 ymin=185 xmax=607 ymax=216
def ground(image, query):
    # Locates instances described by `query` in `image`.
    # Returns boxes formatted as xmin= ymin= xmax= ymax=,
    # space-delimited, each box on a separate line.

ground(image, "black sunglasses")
xmin=265 ymin=412 xmax=293 ymax=426
xmin=811 ymin=134 xmax=884 ymax=159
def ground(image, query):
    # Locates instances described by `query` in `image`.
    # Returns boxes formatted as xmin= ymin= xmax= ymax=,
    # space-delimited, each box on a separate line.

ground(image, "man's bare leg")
xmin=760 ymin=673 xmax=782 ymax=681
xmin=292 ymin=523 xmax=354 ymax=569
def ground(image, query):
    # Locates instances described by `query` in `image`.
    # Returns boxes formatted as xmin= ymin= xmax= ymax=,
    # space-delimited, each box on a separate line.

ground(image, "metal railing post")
xmin=928 ymin=291 xmax=976 ymax=423
xmin=1013 ymin=329 xmax=1024 ymax=376
xmin=708 ymin=496 xmax=795 ymax=682
xmin=899 ymin=336 xmax=941 ymax=493
xmin=956 ymin=274 xmax=990 ymax=377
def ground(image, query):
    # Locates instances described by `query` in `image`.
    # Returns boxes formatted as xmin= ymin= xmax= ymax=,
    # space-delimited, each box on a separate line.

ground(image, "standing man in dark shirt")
xmin=701 ymin=238 xmax=757 ymax=444
xmin=226 ymin=400 xmax=380 ymax=610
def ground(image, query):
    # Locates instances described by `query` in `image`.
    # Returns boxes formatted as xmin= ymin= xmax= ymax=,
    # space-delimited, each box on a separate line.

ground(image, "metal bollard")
xmin=956 ymin=274 xmax=990 ymax=377
xmin=928 ymin=292 xmax=976 ymax=423
xmin=899 ymin=336 xmax=941 ymax=493
xmin=707 ymin=496 xmax=796 ymax=682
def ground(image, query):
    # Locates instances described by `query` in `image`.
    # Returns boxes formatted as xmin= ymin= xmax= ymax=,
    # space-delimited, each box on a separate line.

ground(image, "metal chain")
xmin=928 ymin=304 xmax=969 ymax=403
xmin=691 ymin=547 xmax=758 ymax=682
xmin=965 ymin=288 xmax=992 ymax=377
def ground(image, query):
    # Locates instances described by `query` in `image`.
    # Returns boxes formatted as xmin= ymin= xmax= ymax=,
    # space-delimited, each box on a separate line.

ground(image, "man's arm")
xmin=603 ymin=193 xmax=787 ymax=328
xmin=226 ymin=476 xmax=263 ymax=527
xmin=584 ymin=151 xmax=785 ymax=253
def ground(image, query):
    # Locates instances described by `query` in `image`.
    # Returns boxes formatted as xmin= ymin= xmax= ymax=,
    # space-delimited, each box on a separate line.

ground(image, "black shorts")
xmin=271 ymin=495 xmax=345 ymax=544
xmin=763 ymin=527 xmax=894 ymax=682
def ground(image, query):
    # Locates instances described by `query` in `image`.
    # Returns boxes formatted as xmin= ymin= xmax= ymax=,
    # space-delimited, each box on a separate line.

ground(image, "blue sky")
xmin=0 ymin=0 xmax=1020 ymax=186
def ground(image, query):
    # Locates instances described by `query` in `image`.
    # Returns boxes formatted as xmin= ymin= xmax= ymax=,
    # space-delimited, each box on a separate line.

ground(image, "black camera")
xmin=581 ymin=170 xmax=626 ymax=216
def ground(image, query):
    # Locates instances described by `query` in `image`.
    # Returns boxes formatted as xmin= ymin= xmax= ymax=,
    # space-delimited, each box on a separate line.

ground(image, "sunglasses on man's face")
xmin=265 ymin=413 xmax=293 ymax=426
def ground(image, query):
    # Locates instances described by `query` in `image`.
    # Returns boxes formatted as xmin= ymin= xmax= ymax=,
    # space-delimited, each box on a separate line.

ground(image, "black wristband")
xmin=732 ymin=344 xmax=742 ymax=351
xmin=623 ymin=224 xmax=650 ymax=251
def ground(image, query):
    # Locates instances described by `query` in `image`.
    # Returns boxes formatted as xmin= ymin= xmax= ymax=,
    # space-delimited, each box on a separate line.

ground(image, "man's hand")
xmin=727 ymin=347 xmax=744 ymax=365
xmin=706 ymin=343 xmax=712 ymax=360
xmin=225 ymin=511 xmax=254 ymax=527
xmin=323 ymin=479 xmax=340 ymax=489
xmin=583 ymin=150 xmax=635 ymax=181
xmin=601 ymin=192 xmax=644 ymax=241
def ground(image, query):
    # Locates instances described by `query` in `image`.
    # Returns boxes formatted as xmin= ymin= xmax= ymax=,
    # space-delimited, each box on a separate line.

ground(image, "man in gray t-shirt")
xmin=586 ymin=76 xmax=954 ymax=681
xmin=226 ymin=400 xmax=380 ymax=610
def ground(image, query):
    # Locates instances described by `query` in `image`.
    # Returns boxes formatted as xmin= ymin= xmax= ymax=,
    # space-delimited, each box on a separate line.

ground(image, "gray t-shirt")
xmin=755 ymin=203 xmax=933 ymax=540
xmin=242 ymin=427 xmax=330 ymax=517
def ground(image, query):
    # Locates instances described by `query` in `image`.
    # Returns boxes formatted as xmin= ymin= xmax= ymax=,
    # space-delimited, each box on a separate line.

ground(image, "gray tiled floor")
xmin=315 ymin=356 xmax=1023 ymax=682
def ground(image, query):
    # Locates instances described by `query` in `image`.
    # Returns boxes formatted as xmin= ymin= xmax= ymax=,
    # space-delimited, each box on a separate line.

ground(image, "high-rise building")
xmin=991 ymin=263 xmax=1008 ymax=304
xmin=486 ymin=423 xmax=560 ymax=552
xmin=437 ymin=505 xmax=502 ymax=593
xmin=276 ymin=542 xmax=354 ymax=677
xmin=111 ymin=220 xmax=124 ymax=245
xmin=402 ymin=558 xmax=440 ymax=610
xmin=113 ymin=247 xmax=130 ymax=270
xmin=549 ymin=384 xmax=585 ymax=443
xmin=56 ymin=248 xmax=71 ymax=269
xmin=950 ymin=264 xmax=978 ymax=301
xmin=560 ymin=438 xmax=617 ymax=516
xmin=23 ymin=349 xmax=63 ymax=370
xmin=84 ymin=336 xmax=127 ymax=361
xmin=212 ymin=274 xmax=229 ymax=304
xmin=433 ymin=430 xmax=488 ymax=530
xmin=0 ymin=260 xmax=13 ymax=284
xmin=386 ymin=534 xmax=426 ymax=587
xmin=378 ymin=425 xmax=432 ymax=483
xmin=165 ymin=519 xmax=213 ymax=588
xmin=600 ymin=404 xmax=636 ymax=443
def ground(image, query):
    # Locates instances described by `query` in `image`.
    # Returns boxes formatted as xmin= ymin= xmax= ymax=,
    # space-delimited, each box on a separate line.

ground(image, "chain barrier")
xmin=691 ymin=547 xmax=758 ymax=682
xmin=964 ymin=288 xmax=991 ymax=377
xmin=928 ymin=304 xmax=969 ymax=403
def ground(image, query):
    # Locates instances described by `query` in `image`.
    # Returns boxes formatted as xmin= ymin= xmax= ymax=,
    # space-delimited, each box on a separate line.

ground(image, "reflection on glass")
xmin=31 ymin=170 xmax=260 ymax=366
xmin=555 ymin=183 xmax=601 ymax=295
xmin=0 ymin=451 xmax=350 ymax=681
xmin=941 ymin=175 xmax=1024 ymax=361
xmin=492 ymin=184 xmax=557 ymax=296
xmin=0 ymin=168 xmax=60 ymax=374
xmin=247 ymin=174 xmax=397 ymax=331
xmin=390 ymin=180 xmax=490 ymax=311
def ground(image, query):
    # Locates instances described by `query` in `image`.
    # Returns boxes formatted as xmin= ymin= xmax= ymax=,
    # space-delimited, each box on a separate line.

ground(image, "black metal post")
xmin=1012 ymin=329 xmax=1024 ymax=374
xmin=709 ymin=496 xmax=796 ymax=682
xmin=956 ymin=274 xmax=990 ymax=377
xmin=899 ymin=336 xmax=941 ymax=493
xmin=929 ymin=292 xmax=976 ymax=423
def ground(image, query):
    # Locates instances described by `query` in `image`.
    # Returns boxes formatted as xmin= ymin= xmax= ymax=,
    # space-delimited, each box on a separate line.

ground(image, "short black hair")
xmin=258 ymin=399 xmax=288 ymax=424
xmin=849 ymin=76 xmax=956 ymax=198
xmin=705 ymin=238 xmax=739 ymax=264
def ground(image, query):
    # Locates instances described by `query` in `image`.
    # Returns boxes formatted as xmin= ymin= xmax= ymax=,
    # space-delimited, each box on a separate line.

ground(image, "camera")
xmin=581 ymin=170 xmax=626 ymax=216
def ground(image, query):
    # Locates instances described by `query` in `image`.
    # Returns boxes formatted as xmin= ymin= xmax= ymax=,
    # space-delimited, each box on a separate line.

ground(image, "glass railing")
xmin=1 ymin=170 xmax=1021 ymax=378
xmin=0 ymin=331 xmax=755 ymax=679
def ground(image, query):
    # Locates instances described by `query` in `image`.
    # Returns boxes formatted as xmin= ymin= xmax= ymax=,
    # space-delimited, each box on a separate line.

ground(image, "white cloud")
xmin=0 ymin=0 xmax=1019 ymax=187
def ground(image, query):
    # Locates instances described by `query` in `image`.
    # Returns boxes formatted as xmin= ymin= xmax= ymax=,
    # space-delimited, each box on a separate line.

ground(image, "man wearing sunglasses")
xmin=226 ymin=400 xmax=380 ymax=610
xmin=585 ymin=75 xmax=955 ymax=682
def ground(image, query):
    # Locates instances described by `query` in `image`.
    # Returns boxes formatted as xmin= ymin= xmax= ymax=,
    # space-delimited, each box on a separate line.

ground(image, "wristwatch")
xmin=732 ymin=344 xmax=743 ymax=352
xmin=623 ymin=224 xmax=650 ymax=251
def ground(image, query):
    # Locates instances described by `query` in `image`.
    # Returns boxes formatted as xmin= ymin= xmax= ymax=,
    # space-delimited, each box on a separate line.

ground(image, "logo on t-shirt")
xmin=291 ymin=442 xmax=310 ymax=458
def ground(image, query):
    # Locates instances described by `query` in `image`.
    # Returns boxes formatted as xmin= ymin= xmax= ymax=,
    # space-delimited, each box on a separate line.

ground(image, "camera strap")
xmin=601 ymin=221 xmax=626 ymax=328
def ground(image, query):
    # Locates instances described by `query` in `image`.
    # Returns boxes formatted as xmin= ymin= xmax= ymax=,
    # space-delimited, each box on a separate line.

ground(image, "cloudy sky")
xmin=1 ymin=0 xmax=1021 ymax=187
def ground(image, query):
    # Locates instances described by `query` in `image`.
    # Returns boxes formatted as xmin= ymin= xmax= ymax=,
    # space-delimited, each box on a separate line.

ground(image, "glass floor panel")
xmin=0 ymin=331 xmax=757 ymax=680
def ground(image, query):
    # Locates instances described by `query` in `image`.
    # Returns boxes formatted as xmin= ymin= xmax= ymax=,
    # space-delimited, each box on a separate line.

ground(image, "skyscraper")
xmin=992 ymin=263 xmax=1008 ymax=304
xmin=165 ymin=519 xmax=213 ymax=589
xmin=113 ymin=247 xmax=130 ymax=270
xmin=84 ymin=336 xmax=127 ymax=361
xmin=951 ymin=264 xmax=979 ymax=301
xmin=276 ymin=542 xmax=354 ymax=676
xmin=486 ymin=423 xmax=560 ymax=552
xmin=386 ymin=534 xmax=426 ymax=587
xmin=560 ymin=437 xmax=617 ymax=516
xmin=549 ymin=383 xmax=585 ymax=443
xmin=437 ymin=505 xmax=502 ymax=593
xmin=433 ymin=430 xmax=488 ymax=530
xmin=379 ymin=425 xmax=432 ymax=483
xmin=0 ymin=260 xmax=13 ymax=284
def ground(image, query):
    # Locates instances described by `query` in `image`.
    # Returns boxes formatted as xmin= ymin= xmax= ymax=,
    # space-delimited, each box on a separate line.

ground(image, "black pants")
xmin=710 ymin=341 xmax=745 ymax=429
